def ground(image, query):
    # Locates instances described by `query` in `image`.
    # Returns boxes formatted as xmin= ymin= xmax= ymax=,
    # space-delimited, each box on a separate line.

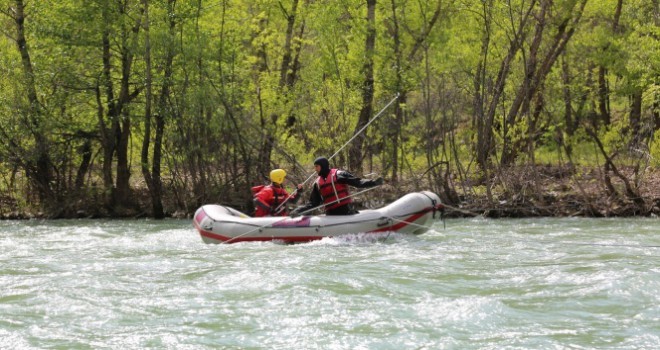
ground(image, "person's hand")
xmin=289 ymin=207 xmax=302 ymax=217
xmin=374 ymin=177 xmax=384 ymax=186
xmin=273 ymin=206 xmax=285 ymax=216
xmin=296 ymin=184 xmax=303 ymax=192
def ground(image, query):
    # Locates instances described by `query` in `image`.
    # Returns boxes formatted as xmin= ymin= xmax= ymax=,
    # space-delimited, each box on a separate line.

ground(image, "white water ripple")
xmin=0 ymin=217 xmax=658 ymax=349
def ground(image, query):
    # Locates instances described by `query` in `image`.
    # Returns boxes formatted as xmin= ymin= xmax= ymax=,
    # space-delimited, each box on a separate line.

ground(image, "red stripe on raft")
xmin=199 ymin=230 xmax=327 ymax=243
xmin=194 ymin=205 xmax=437 ymax=243
xmin=369 ymin=208 xmax=432 ymax=233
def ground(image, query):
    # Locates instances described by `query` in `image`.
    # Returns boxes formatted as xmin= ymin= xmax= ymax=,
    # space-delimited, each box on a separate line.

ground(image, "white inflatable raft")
xmin=193 ymin=191 xmax=444 ymax=244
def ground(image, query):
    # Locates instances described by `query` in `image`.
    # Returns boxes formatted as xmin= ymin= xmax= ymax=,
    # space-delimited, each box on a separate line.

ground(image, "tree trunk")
xmin=655 ymin=84 xmax=660 ymax=132
xmin=12 ymin=0 xmax=54 ymax=204
xmin=596 ymin=0 xmax=623 ymax=128
xmin=140 ymin=0 xmax=165 ymax=218
xmin=141 ymin=0 xmax=153 ymax=209
xmin=75 ymin=137 xmax=92 ymax=191
xmin=150 ymin=0 xmax=177 ymax=218
xmin=256 ymin=0 xmax=300 ymax=178
xmin=279 ymin=0 xmax=299 ymax=89
xmin=388 ymin=0 xmax=403 ymax=182
xmin=501 ymin=0 xmax=587 ymax=166
xmin=475 ymin=0 xmax=534 ymax=172
xmin=349 ymin=0 xmax=376 ymax=173
xmin=561 ymin=53 xmax=576 ymax=137
xmin=98 ymin=2 xmax=142 ymax=212
xmin=99 ymin=22 xmax=116 ymax=203
xmin=501 ymin=1 xmax=548 ymax=166
xmin=384 ymin=0 xmax=446 ymax=182
xmin=629 ymin=91 xmax=643 ymax=145
xmin=597 ymin=66 xmax=610 ymax=126
xmin=654 ymin=0 xmax=660 ymax=132
xmin=115 ymin=115 xmax=132 ymax=207
xmin=473 ymin=2 xmax=490 ymax=172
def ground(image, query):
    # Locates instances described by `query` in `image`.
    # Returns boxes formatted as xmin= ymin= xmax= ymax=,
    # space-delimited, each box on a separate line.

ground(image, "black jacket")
xmin=293 ymin=170 xmax=382 ymax=216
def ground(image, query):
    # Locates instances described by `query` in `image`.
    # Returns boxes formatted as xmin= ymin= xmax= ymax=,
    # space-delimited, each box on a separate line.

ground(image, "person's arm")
xmin=290 ymin=184 xmax=322 ymax=216
xmin=272 ymin=185 xmax=304 ymax=215
xmin=253 ymin=187 xmax=274 ymax=216
xmin=290 ymin=184 xmax=304 ymax=203
xmin=336 ymin=170 xmax=383 ymax=188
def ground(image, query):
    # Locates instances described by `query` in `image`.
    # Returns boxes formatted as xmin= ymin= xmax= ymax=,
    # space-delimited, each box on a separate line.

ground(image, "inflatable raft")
xmin=193 ymin=191 xmax=443 ymax=244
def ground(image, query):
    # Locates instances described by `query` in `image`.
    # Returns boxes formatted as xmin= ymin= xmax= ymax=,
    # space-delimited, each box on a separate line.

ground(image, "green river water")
xmin=1 ymin=217 xmax=658 ymax=349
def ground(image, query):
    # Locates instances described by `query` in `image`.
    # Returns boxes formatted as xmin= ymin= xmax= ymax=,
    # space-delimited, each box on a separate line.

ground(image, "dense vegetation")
xmin=0 ymin=0 xmax=658 ymax=218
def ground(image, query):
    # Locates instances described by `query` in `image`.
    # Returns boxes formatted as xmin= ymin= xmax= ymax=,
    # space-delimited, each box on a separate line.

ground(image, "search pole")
xmin=273 ymin=93 xmax=400 ymax=213
xmin=328 ymin=93 xmax=399 ymax=162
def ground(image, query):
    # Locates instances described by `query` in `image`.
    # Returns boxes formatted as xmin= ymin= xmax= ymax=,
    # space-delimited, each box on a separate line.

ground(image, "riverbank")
xmin=2 ymin=165 xmax=659 ymax=219
xmin=429 ymin=165 xmax=660 ymax=218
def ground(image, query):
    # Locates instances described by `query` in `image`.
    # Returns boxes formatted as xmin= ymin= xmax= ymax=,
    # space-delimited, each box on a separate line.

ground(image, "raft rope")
xmin=439 ymin=203 xmax=483 ymax=217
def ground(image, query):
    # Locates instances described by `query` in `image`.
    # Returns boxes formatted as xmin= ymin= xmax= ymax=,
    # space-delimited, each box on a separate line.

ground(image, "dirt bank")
xmin=429 ymin=165 xmax=660 ymax=218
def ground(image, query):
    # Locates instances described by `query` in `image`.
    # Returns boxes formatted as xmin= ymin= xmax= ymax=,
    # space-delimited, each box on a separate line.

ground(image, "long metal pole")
xmin=273 ymin=94 xmax=399 ymax=213
xmin=223 ymin=185 xmax=382 ymax=244
xmin=327 ymin=93 xmax=399 ymax=162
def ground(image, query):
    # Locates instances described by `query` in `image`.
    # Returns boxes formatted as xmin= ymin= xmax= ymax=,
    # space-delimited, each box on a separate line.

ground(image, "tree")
xmin=348 ymin=0 xmax=376 ymax=173
xmin=382 ymin=0 xmax=445 ymax=182
xmin=499 ymin=0 xmax=588 ymax=166
xmin=140 ymin=0 xmax=170 ymax=218
xmin=95 ymin=0 xmax=144 ymax=212
xmin=1 ymin=0 xmax=54 ymax=204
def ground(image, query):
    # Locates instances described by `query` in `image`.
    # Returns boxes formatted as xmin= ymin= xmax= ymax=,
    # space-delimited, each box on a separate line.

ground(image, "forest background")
xmin=0 ymin=0 xmax=658 ymax=219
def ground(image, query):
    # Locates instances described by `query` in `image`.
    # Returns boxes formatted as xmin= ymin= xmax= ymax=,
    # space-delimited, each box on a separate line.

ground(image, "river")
xmin=1 ymin=217 xmax=658 ymax=349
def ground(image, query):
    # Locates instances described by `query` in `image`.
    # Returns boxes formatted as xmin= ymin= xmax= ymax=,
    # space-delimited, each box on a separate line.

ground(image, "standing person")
xmin=253 ymin=169 xmax=303 ymax=217
xmin=291 ymin=157 xmax=383 ymax=216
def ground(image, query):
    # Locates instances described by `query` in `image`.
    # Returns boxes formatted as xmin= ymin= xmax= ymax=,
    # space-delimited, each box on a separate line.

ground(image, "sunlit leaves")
xmin=0 ymin=0 xmax=657 ymax=211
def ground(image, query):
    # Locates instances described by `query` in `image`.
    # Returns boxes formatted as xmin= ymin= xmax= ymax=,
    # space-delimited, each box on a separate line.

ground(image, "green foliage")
xmin=651 ymin=131 xmax=660 ymax=168
xmin=0 ymin=0 xmax=657 ymax=214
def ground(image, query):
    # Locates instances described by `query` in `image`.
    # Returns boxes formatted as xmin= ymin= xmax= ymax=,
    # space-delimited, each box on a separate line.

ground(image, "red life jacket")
xmin=316 ymin=168 xmax=352 ymax=211
xmin=253 ymin=184 xmax=290 ymax=217
xmin=251 ymin=185 xmax=265 ymax=194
